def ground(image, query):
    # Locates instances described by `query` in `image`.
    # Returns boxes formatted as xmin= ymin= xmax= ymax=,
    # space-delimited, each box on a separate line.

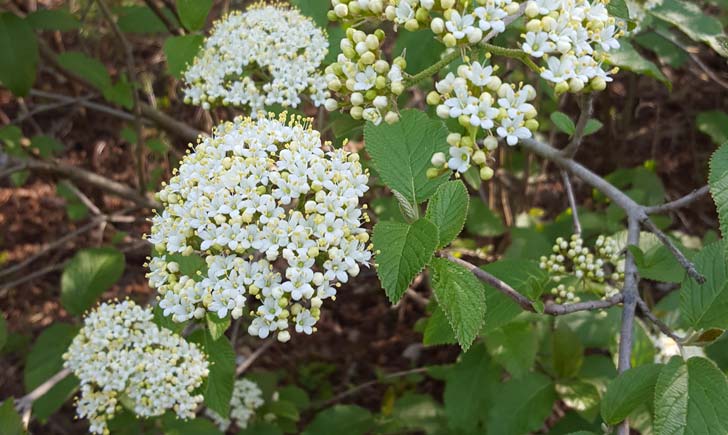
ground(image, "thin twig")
xmin=314 ymin=367 xmax=429 ymax=409
xmin=445 ymin=255 xmax=624 ymax=315
xmin=561 ymin=94 xmax=594 ymax=158
xmin=235 ymin=338 xmax=275 ymax=376
xmin=643 ymin=185 xmax=710 ymax=214
xmin=16 ymin=368 xmax=72 ymax=429
xmin=640 ymin=218 xmax=705 ymax=283
xmin=30 ymin=90 xmax=140 ymax=123
xmin=636 ymin=297 xmax=683 ymax=344
xmin=95 ymin=0 xmax=146 ymax=193
xmin=64 ymin=181 xmax=102 ymax=216
xmin=143 ymin=0 xmax=184 ymax=35
xmin=561 ymin=170 xmax=581 ymax=235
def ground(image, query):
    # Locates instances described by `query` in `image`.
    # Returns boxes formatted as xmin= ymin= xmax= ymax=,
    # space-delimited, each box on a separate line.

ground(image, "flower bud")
xmin=441 ymin=0 xmax=456 ymax=9
xmin=447 ymin=133 xmax=461 ymax=146
xmin=426 ymin=91 xmax=441 ymax=105
xmin=405 ymin=18 xmax=420 ymax=31
xmin=525 ymin=119 xmax=539 ymax=131
xmin=458 ymin=115 xmax=470 ymax=127
xmin=554 ymin=81 xmax=569 ymax=94
xmin=526 ymin=19 xmax=542 ymax=33
xmin=505 ymin=2 xmax=520 ymax=14
xmin=483 ymin=135 xmax=498 ymax=151
xmin=360 ymin=51 xmax=376 ymax=65
xmin=375 ymin=76 xmax=387 ymax=89
xmin=277 ymin=330 xmax=291 ymax=342
xmin=443 ymin=33 xmax=457 ymax=47
xmin=350 ymin=105 xmax=364 ymax=119
xmin=569 ymin=78 xmax=584 ymax=93
xmin=324 ymin=98 xmax=339 ymax=111
xmin=365 ymin=89 xmax=378 ymax=100
xmin=480 ymin=166 xmax=494 ymax=181
xmin=370 ymin=0 xmax=384 ymax=13
xmin=590 ymin=76 xmax=607 ymax=91
xmin=467 ymin=28 xmax=483 ymax=44
xmin=426 ymin=167 xmax=443 ymax=179
xmin=391 ymin=81 xmax=405 ymax=95
xmin=374 ymin=59 xmax=390 ymax=74
xmin=393 ymin=56 xmax=407 ymax=70
xmin=436 ymin=104 xmax=450 ymax=118
xmin=373 ymin=95 xmax=388 ymax=108
xmin=365 ymin=34 xmax=379 ymax=51
xmin=384 ymin=5 xmax=396 ymax=20
xmin=461 ymin=135 xmax=475 ymax=148
xmin=327 ymin=79 xmax=342 ymax=91
xmin=334 ymin=4 xmax=349 ymax=17
xmin=472 ymin=150 xmax=486 ymax=165
xmin=431 ymin=17 xmax=445 ymax=33
xmin=351 ymin=92 xmax=364 ymax=106
xmin=384 ymin=111 xmax=400 ymax=124
xmin=525 ymin=1 xmax=540 ymax=17
xmin=353 ymin=30 xmax=366 ymax=43
xmin=327 ymin=10 xmax=338 ymax=21
xmin=431 ymin=152 xmax=447 ymax=167
xmin=487 ymin=76 xmax=502 ymax=91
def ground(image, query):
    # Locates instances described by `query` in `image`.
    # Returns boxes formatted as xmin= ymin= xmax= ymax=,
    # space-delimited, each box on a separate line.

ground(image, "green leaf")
xmin=425 ymin=180 xmax=469 ymax=248
xmin=629 ymin=233 xmax=688 ymax=283
xmin=553 ymin=323 xmax=585 ymax=379
xmin=0 ymin=13 xmax=38 ymax=96
xmin=116 ymin=6 xmax=176 ymax=33
xmin=583 ymin=119 xmax=603 ymax=136
xmin=57 ymin=51 xmax=111 ymax=92
xmin=555 ymin=380 xmax=601 ymax=422
xmin=364 ymin=110 xmax=449 ymax=205
xmin=480 ymin=260 xmax=545 ymax=333
xmin=152 ymin=304 xmax=186 ymax=334
xmin=290 ymin=0 xmax=329 ymax=27
xmin=188 ymin=329 xmax=235 ymax=416
xmin=372 ymin=219 xmax=439 ymax=304
xmin=277 ymin=385 xmax=310 ymax=411
xmin=163 ymin=35 xmax=203 ymax=79
xmin=654 ymin=356 xmax=728 ymax=434
xmin=103 ymin=76 xmax=133 ymax=110
xmin=60 ymin=247 xmax=125 ymax=315
xmin=24 ymin=323 xmax=80 ymax=421
xmin=697 ymin=111 xmax=728 ymax=146
xmin=551 ymin=111 xmax=576 ymax=135
xmin=423 ymin=304 xmax=457 ymax=346
xmin=393 ymin=30 xmax=446 ymax=75
xmin=608 ymin=40 xmax=671 ymax=89
xmin=30 ymin=135 xmax=63 ymax=158
xmin=465 ymin=200 xmax=505 ymax=237
xmin=486 ymin=372 xmax=557 ymax=435
xmin=26 ymin=9 xmax=80 ymax=31
xmin=205 ymin=312 xmax=230 ymax=341
xmin=392 ymin=189 xmax=419 ymax=222
xmin=166 ymin=253 xmax=207 ymax=280
xmin=443 ymin=344 xmax=500 ymax=431
xmin=485 ymin=321 xmax=537 ymax=378
xmin=429 ymin=257 xmax=487 ymax=352
xmin=607 ymin=0 xmax=630 ymax=19
xmin=634 ymin=30 xmax=689 ymax=68
xmin=302 ymin=405 xmax=374 ymax=435
xmin=163 ymin=417 xmax=223 ymax=435
xmin=238 ymin=422 xmax=283 ymax=435
xmin=601 ymin=363 xmax=661 ymax=425
xmin=176 ymin=0 xmax=212 ymax=31
xmin=650 ymin=0 xmax=728 ymax=57
xmin=710 ymin=143 xmax=728 ymax=243
xmin=679 ymin=241 xmax=728 ymax=330
xmin=0 ymin=399 xmax=23 ymax=435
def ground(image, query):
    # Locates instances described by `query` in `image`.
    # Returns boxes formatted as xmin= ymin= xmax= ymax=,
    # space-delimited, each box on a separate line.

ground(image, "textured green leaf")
xmin=555 ymin=380 xmax=601 ymax=422
xmin=698 ymin=112 xmax=728 ymax=146
xmin=425 ymin=180 xmax=469 ymax=248
xmin=608 ymin=40 xmax=671 ymax=89
xmin=30 ymin=135 xmax=63 ymax=159
xmin=553 ymin=323 xmax=585 ymax=379
xmin=485 ymin=321 xmax=537 ymax=378
xmin=24 ymin=323 xmax=80 ymax=421
xmin=710 ymin=143 xmax=728 ymax=244
xmin=654 ymin=357 xmax=728 ymax=435
xmin=290 ymin=0 xmax=329 ymax=27
xmin=583 ymin=119 xmax=603 ymax=136
xmin=634 ymin=30 xmax=689 ymax=68
xmin=26 ymin=9 xmax=80 ymax=31
xmin=0 ymin=399 xmax=23 ymax=435
xmin=205 ymin=312 xmax=230 ymax=341
xmin=601 ymin=363 xmax=662 ymax=424
xmin=116 ymin=5 xmax=175 ymax=33
xmin=423 ymin=304 xmax=457 ymax=346
xmin=393 ymin=30 xmax=446 ymax=75
xmin=0 ymin=13 xmax=38 ymax=96
xmin=443 ymin=345 xmax=500 ymax=431
xmin=364 ymin=110 xmax=449 ymax=205
xmin=679 ymin=241 xmax=728 ymax=329
xmin=57 ymin=51 xmax=112 ymax=92
xmin=607 ymin=0 xmax=630 ymax=19
xmin=480 ymin=260 xmax=545 ymax=333
xmin=176 ymin=0 xmax=212 ymax=31
xmin=188 ymin=329 xmax=235 ymax=416
xmin=465 ymin=200 xmax=505 ymax=237
xmin=650 ymin=0 xmax=728 ymax=57
xmin=163 ymin=34 xmax=203 ymax=79
xmin=486 ymin=372 xmax=556 ymax=435
xmin=429 ymin=257 xmax=487 ymax=351
xmin=551 ymin=111 xmax=576 ymax=135
xmin=60 ymin=247 xmax=126 ymax=315
xmin=302 ymin=405 xmax=374 ymax=435
xmin=372 ymin=219 xmax=439 ymax=304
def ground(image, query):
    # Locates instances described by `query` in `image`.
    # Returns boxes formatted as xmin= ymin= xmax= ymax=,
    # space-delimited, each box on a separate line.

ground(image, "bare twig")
xmin=445 ymin=255 xmax=624 ymax=315
xmin=636 ymin=297 xmax=684 ymax=344
xmin=16 ymin=368 xmax=73 ymax=429
xmin=95 ymin=0 xmax=146 ymax=193
xmin=561 ymin=170 xmax=581 ymax=235
xmin=143 ymin=0 xmax=184 ymax=35
xmin=560 ymin=93 xmax=594 ymax=158
xmin=640 ymin=218 xmax=705 ymax=284
xmin=314 ymin=367 xmax=429 ymax=409
xmin=30 ymin=90 xmax=140 ymax=123
xmin=643 ymin=185 xmax=710 ymax=214
xmin=3 ymin=155 xmax=160 ymax=209
xmin=235 ymin=338 xmax=275 ymax=376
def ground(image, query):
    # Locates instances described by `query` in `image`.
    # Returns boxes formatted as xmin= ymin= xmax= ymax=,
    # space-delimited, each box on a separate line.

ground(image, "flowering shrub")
xmin=63 ymin=301 xmax=209 ymax=434
xmin=205 ymin=379 xmax=264 ymax=431
xmin=147 ymin=113 xmax=372 ymax=342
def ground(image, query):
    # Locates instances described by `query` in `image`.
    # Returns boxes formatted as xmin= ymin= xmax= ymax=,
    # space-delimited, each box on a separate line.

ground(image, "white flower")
xmin=354 ymin=66 xmax=377 ymax=91
xmin=474 ymin=5 xmax=508 ymax=34
xmin=444 ymin=84 xmax=478 ymax=117
xmin=541 ymin=55 xmax=576 ymax=83
xmin=206 ymin=378 xmax=265 ymax=431
xmin=182 ymin=4 xmax=329 ymax=112
xmin=466 ymin=62 xmax=493 ymax=87
xmin=295 ymin=309 xmax=317 ymax=334
xmin=496 ymin=114 xmax=532 ymax=145
xmin=64 ymin=301 xmax=209 ymax=435
xmin=522 ymin=31 xmax=552 ymax=57
xmin=469 ymin=99 xmax=499 ymax=129
xmin=445 ymin=11 xmax=476 ymax=40
xmin=147 ymin=114 xmax=371 ymax=342
xmin=448 ymin=146 xmax=471 ymax=173
xmin=435 ymin=72 xmax=457 ymax=94
xmin=395 ymin=0 xmax=416 ymax=23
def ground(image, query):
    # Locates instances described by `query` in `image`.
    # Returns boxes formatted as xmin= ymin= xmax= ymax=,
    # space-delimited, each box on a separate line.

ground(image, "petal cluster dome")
xmin=63 ymin=301 xmax=209 ymax=435
xmin=146 ymin=113 xmax=372 ymax=343
xmin=182 ymin=3 xmax=329 ymax=111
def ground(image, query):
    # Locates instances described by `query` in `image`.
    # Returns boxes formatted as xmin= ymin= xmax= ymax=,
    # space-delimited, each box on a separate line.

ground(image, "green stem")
xmin=481 ymin=43 xmax=541 ymax=74
xmin=405 ymin=49 xmax=463 ymax=87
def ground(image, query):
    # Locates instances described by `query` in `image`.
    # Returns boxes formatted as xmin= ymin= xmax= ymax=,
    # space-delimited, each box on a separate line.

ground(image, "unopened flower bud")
xmin=431 ymin=152 xmax=447 ymax=167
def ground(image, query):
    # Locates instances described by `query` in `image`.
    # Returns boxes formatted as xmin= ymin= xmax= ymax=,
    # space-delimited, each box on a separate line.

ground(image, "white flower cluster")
xmin=323 ymin=28 xmax=405 ymax=125
xmin=652 ymin=330 xmax=704 ymax=363
xmin=625 ymin=0 xmax=662 ymax=33
xmin=146 ymin=113 xmax=372 ymax=343
xmin=539 ymin=234 xmax=625 ymax=302
xmin=63 ymin=301 xmax=209 ymax=435
xmin=182 ymin=3 xmax=329 ymax=111
xmin=206 ymin=379 xmax=265 ymax=431
xmin=430 ymin=0 xmax=521 ymax=47
xmin=427 ymin=62 xmax=537 ymax=178
xmin=521 ymin=0 xmax=622 ymax=93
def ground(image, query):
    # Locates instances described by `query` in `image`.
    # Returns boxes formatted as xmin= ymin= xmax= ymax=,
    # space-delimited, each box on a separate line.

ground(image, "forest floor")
xmin=1 ymin=7 xmax=727 ymax=433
